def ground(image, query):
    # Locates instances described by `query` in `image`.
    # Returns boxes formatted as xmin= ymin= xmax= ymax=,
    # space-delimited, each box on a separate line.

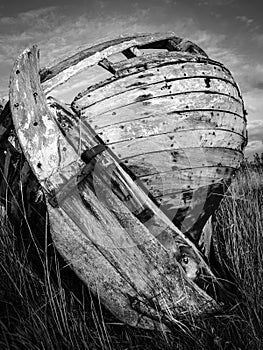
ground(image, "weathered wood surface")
xmin=138 ymin=166 xmax=235 ymax=197
xmin=73 ymin=75 xmax=240 ymax=111
xmin=94 ymin=111 xmax=246 ymax=139
xmin=105 ymin=131 xmax=244 ymax=160
xmin=74 ymin=60 xmax=237 ymax=101
xmin=78 ymin=92 xmax=243 ymax=119
xmin=41 ymin=33 xmax=207 ymax=94
xmin=69 ymin=41 xmax=246 ymax=257
xmin=119 ymin=148 xmax=244 ymax=176
xmin=46 ymin=97 xmax=220 ymax=270
xmin=10 ymin=46 xmax=222 ymax=329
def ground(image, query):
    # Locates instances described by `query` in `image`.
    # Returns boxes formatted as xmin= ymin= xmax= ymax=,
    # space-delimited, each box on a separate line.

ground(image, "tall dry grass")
xmin=0 ymin=163 xmax=263 ymax=349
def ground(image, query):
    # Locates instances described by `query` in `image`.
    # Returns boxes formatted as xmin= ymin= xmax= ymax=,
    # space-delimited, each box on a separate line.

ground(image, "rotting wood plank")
xmin=106 ymin=129 xmax=245 ymax=160
xmin=49 ymin=203 xmax=167 ymax=330
xmin=79 ymin=93 xmax=244 ymax=124
xmin=121 ymin=147 xmax=243 ymax=177
xmin=41 ymin=32 xmax=207 ymax=94
xmin=73 ymin=75 xmax=240 ymax=111
xmin=138 ymin=166 xmax=235 ymax=197
xmin=95 ymin=112 xmax=246 ymax=144
xmin=10 ymin=46 xmax=220 ymax=329
xmin=86 ymin=109 xmax=245 ymax=137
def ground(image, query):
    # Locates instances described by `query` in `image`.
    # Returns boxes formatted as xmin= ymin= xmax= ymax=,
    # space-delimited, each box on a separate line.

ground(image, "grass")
xmin=0 ymin=162 xmax=263 ymax=349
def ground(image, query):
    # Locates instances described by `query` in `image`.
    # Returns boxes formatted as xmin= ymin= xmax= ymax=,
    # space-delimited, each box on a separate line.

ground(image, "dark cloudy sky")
xmin=0 ymin=0 xmax=262 ymax=157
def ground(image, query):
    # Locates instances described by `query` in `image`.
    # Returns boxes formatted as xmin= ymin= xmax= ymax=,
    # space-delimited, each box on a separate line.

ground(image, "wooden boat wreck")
xmin=0 ymin=33 xmax=247 ymax=330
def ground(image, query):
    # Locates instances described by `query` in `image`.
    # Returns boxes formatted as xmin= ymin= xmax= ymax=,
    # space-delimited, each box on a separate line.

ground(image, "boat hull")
xmin=72 ymin=52 xmax=246 ymax=243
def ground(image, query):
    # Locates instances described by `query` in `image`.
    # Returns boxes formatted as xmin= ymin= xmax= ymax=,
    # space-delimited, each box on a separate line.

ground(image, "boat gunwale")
xmin=40 ymin=33 xmax=208 ymax=93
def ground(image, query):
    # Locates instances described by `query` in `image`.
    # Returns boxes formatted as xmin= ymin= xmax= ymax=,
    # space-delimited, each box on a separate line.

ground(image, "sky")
xmin=0 ymin=0 xmax=262 ymax=158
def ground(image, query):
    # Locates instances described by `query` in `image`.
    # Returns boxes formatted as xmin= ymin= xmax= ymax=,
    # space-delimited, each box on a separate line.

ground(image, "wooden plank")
xmin=112 ymin=51 xmax=230 ymax=78
xmin=75 ymin=77 xmax=241 ymax=113
xmin=139 ymin=166 xmax=235 ymax=197
xmin=121 ymin=148 xmax=244 ymax=177
xmin=73 ymin=70 xmax=238 ymax=110
xmin=9 ymin=47 xmax=78 ymax=182
xmin=95 ymin=111 xmax=246 ymax=145
xmin=49 ymin=200 xmax=166 ymax=329
xmin=90 ymin=110 xmax=246 ymax=142
xmin=40 ymin=32 xmax=192 ymax=94
xmin=107 ymin=129 xmax=245 ymax=160
xmin=80 ymin=93 xmax=244 ymax=126
xmin=10 ymin=46 xmax=220 ymax=328
xmin=79 ymin=88 xmax=242 ymax=117
xmin=73 ymin=61 xmax=237 ymax=106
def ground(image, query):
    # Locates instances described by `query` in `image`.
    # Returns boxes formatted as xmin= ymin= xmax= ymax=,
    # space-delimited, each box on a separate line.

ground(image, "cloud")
xmin=0 ymin=6 xmax=58 ymax=23
xmin=253 ymin=33 xmax=263 ymax=46
xmin=198 ymin=0 xmax=235 ymax=6
xmin=247 ymin=119 xmax=263 ymax=130
xmin=0 ymin=17 xmax=16 ymax=25
xmin=236 ymin=15 xmax=254 ymax=26
xmin=243 ymin=89 xmax=263 ymax=118
xmin=245 ymin=140 xmax=263 ymax=155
